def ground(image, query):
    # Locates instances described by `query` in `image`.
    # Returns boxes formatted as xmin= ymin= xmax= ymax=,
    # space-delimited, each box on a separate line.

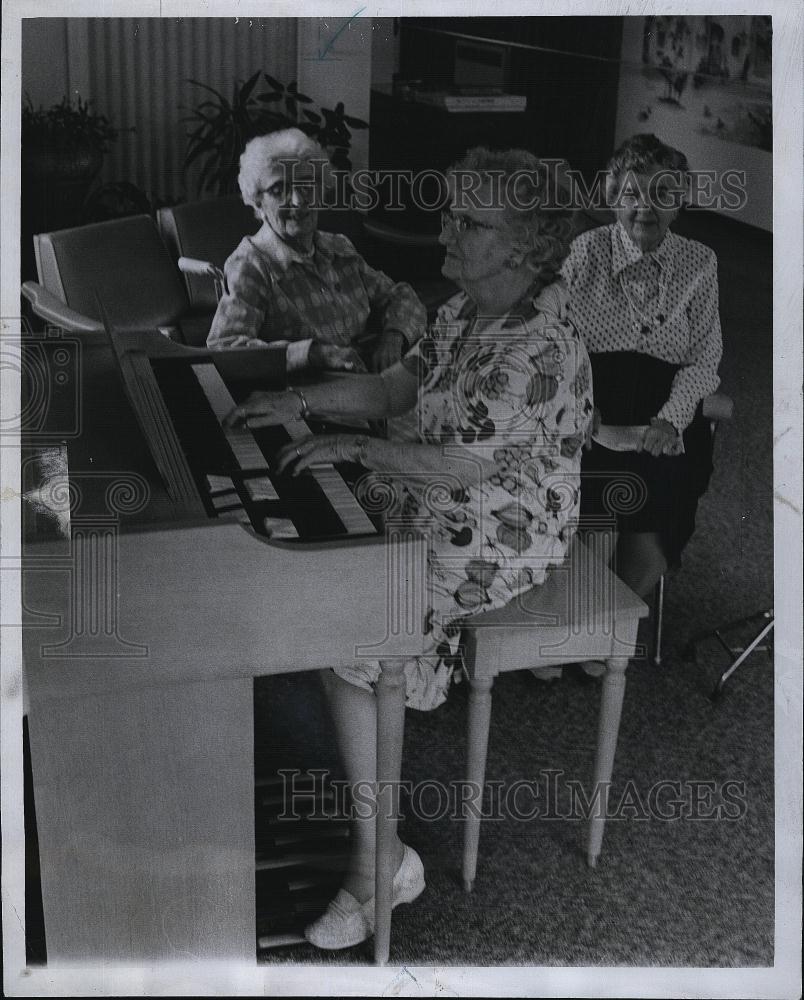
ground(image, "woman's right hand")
xmin=583 ymin=407 xmax=602 ymax=450
xmin=223 ymin=390 xmax=304 ymax=429
xmin=308 ymin=342 xmax=368 ymax=373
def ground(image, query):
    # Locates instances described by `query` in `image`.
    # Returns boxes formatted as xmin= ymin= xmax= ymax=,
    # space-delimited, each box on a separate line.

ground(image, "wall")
xmin=21 ymin=20 xmax=70 ymax=109
xmin=295 ymin=17 xmax=373 ymax=173
xmin=370 ymin=17 xmax=399 ymax=93
xmin=22 ymin=18 xmax=299 ymax=203
xmin=614 ymin=17 xmax=772 ymax=231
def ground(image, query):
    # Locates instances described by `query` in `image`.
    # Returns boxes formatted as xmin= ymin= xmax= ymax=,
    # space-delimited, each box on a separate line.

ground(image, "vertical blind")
xmin=84 ymin=18 xmax=298 ymax=202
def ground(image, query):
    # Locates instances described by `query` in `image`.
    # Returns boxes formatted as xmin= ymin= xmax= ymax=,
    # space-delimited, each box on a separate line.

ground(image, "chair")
xmin=20 ymin=214 xmax=210 ymax=345
xmin=157 ymin=195 xmax=259 ymax=326
xmin=697 ymin=608 xmax=774 ymax=700
xmin=652 ymin=390 xmax=734 ymax=665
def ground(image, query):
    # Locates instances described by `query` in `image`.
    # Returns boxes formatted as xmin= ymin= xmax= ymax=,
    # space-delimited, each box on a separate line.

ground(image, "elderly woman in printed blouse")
xmin=226 ymin=147 xmax=594 ymax=950
xmin=563 ymin=133 xmax=723 ymax=600
xmin=207 ymin=128 xmax=426 ymax=372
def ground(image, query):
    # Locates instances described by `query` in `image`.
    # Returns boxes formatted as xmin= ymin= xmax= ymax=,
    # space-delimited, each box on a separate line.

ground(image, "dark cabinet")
xmin=371 ymin=17 xmax=623 ymax=206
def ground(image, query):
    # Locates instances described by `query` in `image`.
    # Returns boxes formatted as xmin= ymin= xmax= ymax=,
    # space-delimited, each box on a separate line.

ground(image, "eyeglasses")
xmin=259 ymin=180 xmax=316 ymax=201
xmin=440 ymin=210 xmax=501 ymax=236
xmin=616 ymin=183 xmax=685 ymax=211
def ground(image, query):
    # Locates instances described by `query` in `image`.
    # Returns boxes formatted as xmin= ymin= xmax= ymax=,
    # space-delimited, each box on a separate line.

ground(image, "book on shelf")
xmin=412 ymin=89 xmax=527 ymax=113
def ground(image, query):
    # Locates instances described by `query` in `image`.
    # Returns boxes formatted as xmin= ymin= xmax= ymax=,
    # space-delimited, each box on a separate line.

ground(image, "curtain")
xmin=84 ymin=17 xmax=298 ymax=202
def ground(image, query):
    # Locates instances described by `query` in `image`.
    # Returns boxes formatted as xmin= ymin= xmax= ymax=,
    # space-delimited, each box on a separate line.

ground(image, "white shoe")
xmin=528 ymin=666 xmax=563 ymax=682
xmin=304 ymin=844 xmax=425 ymax=950
xmin=579 ymin=660 xmax=606 ymax=678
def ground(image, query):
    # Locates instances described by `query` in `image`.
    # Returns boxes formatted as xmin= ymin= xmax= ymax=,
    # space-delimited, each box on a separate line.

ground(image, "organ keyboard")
xmin=108 ymin=328 xmax=380 ymax=540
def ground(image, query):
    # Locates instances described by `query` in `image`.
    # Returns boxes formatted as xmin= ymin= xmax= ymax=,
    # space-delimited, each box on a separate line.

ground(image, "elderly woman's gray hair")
xmin=238 ymin=128 xmax=329 ymax=216
xmin=605 ymin=133 xmax=690 ymax=205
xmin=448 ymin=147 xmax=575 ymax=289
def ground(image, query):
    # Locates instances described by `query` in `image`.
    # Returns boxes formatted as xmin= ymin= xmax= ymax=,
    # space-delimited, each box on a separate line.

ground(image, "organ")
xmin=21 ymin=328 xmax=427 ymax=962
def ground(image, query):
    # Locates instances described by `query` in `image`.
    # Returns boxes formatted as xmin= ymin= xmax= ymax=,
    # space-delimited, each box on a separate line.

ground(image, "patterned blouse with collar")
xmin=562 ymin=220 xmax=722 ymax=432
xmin=207 ymin=227 xmax=426 ymax=367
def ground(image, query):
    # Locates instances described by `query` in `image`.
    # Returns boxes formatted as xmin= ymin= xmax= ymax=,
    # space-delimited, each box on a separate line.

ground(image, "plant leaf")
xmin=263 ymin=73 xmax=284 ymax=92
xmin=239 ymin=69 xmax=262 ymax=103
xmin=187 ymin=78 xmax=230 ymax=109
xmin=344 ymin=114 xmax=369 ymax=129
xmin=182 ymin=134 xmax=220 ymax=170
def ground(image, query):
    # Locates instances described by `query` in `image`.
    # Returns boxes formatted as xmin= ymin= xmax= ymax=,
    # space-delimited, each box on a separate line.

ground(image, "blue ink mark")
xmin=317 ymin=7 xmax=366 ymax=60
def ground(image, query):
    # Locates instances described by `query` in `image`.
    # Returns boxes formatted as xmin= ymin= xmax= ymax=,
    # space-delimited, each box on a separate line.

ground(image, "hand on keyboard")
xmin=275 ymin=434 xmax=361 ymax=476
xmin=309 ymin=343 xmax=367 ymax=373
xmin=224 ymin=390 xmax=302 ymax=429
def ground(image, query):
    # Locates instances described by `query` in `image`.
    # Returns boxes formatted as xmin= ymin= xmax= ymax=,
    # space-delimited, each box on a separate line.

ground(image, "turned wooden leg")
xmin=462 ymin=674 xmax=494 ymax=893
xmin=653 ymin=574 xmax=665 ymax=666
xmin=587 ymin=656 xmax=629 ymax=868
xmin=373 ymin=658 xmax=407 ymax=966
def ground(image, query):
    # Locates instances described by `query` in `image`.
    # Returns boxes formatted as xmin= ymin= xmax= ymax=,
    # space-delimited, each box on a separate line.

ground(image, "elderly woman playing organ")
xmin=207 ymin=128 xmax=426 ymax=372
xmin=226 ymin=147 xmax=594 ymax=950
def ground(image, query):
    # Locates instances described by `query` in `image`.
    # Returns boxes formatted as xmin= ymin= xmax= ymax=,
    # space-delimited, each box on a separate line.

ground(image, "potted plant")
xmin=22 ymin=94 xmax=121 ymax=186
xmin=21 ymin=95 xmax=129 ymax=275
xmin=181 ymin=71 xmax=368 ymax=198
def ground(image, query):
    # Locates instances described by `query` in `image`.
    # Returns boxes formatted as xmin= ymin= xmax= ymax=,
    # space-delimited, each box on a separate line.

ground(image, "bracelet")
xmin=286 ymin=386 xmax=310 ymax=420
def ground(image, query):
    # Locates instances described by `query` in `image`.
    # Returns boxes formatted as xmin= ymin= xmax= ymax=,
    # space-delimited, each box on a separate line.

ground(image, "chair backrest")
xmin=157 ymin=196 xmax=259 ymax=312
xmin=33 ymin=215 xmax=189 ymax=332
xmin=158 ymin=196 xmax=376 ymax=310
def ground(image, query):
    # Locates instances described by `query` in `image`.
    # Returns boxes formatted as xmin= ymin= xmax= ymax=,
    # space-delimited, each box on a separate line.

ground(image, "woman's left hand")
xmin=224 ymin=389 xmax=304 ymax=429
xmin=274 ymin=434 xmax=361 ymax=475
xmin=370 ymin=330 xmax=406 ymax=372
xmin=641 ymin=417 xmax=682 ymax=456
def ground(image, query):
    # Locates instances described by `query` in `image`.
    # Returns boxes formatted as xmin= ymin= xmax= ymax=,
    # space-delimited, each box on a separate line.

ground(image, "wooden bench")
xmin=372 ymin=536 xmax=647 ymax=962
xmin=461 ymin=536 xmax=648 ymax=885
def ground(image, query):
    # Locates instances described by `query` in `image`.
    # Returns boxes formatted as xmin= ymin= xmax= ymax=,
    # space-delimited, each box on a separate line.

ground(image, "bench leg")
xmin=463 ymin=674 xmax=494 ymax=893
xmin=587 ymin=656 xmax=629 ymax=868
xmin=373 ymin=658 xmax=407 ymax=966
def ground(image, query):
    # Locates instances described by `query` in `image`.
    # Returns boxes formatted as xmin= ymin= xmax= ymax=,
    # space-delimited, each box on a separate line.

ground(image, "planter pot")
xmin=24 ymin=144 xmax=103 ymax=183
xmin=21 ymin=144 xmax=105 ymax=280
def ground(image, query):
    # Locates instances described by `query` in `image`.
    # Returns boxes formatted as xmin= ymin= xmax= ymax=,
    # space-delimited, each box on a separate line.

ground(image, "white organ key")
xmin=211 ymin=494 xmax=243 ymax=512
xmin=243 ymin=476 xmax=281 ymax=502
xmin=193 ymin=363 xmax=266 ymax=469
xmin=206 ymin=473 xmax=237 ymax=495
xmin=262 ymin=517 xmax=300 ymax=539
xmin=193 ymin=364 xmax=375 ymax=536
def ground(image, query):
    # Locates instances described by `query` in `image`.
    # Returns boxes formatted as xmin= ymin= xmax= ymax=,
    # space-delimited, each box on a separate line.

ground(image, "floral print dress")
xmin=333 ymin=280 xmax=594 ymax=710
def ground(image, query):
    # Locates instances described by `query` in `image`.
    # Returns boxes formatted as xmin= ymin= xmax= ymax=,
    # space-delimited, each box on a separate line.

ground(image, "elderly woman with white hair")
xmin=564 ymin=133 xmax=723 ymax=601
xmin=225 ymin=146 xmax=593 ymax=950
xmin=207 ymin=128 xmax=426 ymax=372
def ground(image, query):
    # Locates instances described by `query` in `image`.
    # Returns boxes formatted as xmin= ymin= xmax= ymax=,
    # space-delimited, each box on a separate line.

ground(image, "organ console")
xmin=21 ymin=328 xmax=428 ymax=963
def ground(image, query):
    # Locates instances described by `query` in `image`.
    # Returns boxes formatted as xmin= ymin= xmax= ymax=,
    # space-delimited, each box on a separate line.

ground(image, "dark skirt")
xmin=580 ymin=351 xmax=714 ymax=566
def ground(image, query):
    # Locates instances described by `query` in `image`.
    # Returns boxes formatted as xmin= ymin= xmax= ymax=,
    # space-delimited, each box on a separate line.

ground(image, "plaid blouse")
xmin=207 ymin=227 xmax=426 ymax=364
xmin=562 ymin=222 xmax=722 ymax=432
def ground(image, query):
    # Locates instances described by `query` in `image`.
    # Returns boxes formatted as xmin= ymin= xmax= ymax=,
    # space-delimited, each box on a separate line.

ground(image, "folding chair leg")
xmin=653 ymin=575 xmax=665 ymax=666
xmin=711 ymin=614 xmax=774 ymax=700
